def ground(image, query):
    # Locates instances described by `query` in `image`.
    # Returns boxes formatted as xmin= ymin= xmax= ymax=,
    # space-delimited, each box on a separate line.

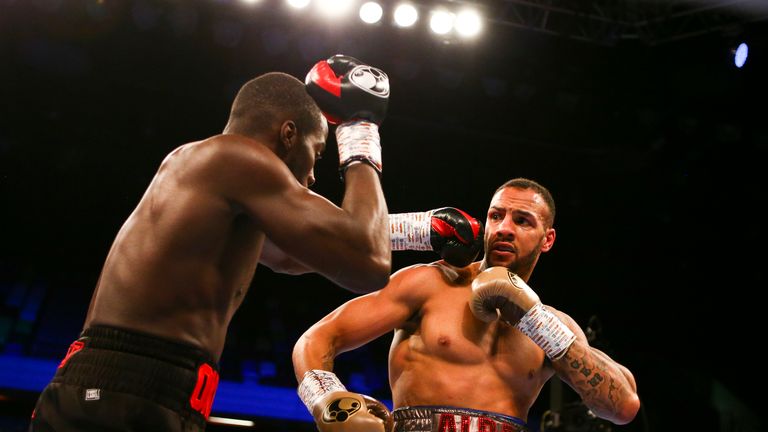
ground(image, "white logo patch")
xmin=349 ymin=65 xmax=389 ymax=98
xmin=85 ymin=388 xmax=101 ymax=401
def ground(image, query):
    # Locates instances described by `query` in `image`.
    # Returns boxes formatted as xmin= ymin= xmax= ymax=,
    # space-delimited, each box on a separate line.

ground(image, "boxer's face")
xmin=484 ymin=187 xmax=555 ymax=273
xmin=285 ymin=116 xmax=328 ymax=188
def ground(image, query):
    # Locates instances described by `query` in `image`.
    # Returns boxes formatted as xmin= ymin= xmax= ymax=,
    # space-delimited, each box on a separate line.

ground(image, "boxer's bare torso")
xmin=84 ymin=116 xmax=391 ymax=361
xmin=85 ymin=137 xmax=270 ymax=360
xmin=388 ymin=263 xmax=554 ymax=420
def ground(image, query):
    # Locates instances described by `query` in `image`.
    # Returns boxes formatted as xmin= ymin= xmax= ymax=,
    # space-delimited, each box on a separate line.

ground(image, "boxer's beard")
xmin=505 ymin=244 xmax=540 ymax=275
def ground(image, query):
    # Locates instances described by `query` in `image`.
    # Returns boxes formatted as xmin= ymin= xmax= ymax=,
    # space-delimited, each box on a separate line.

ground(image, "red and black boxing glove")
xmin=389 ymin=207 xmax=484 ymax=268
xmin=305 ymin=54 xmax=389 ymax=125
xmin=430 ymin=208 xmax=484 ymax=268
xmin=306 ymin=55 xmax=389 ymax=175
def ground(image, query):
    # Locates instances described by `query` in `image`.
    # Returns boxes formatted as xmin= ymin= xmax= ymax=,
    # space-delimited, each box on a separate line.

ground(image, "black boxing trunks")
xmin=393 ymin=406 xmax=528 ymax=432
xmin=28 ymin=325 xmax=219 ymax=432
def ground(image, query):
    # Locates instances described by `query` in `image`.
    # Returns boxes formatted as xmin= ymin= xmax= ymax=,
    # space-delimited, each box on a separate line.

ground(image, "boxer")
xmin=30 ymin=56 xmax=395 ymax=431
xmin=293 ymin=178 xmax=640 ymax=432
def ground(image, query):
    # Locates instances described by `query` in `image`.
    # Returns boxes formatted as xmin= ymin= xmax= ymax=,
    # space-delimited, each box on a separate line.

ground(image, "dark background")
xmin=1 ymin=0 xmax=767 ymax=430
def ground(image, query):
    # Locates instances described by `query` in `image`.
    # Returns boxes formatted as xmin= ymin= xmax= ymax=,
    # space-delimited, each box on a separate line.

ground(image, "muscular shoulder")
xmin=173 ymin=134 xmax=295 ymax=202
xmin=192 ymin=134 xmax=279 ymax=172
xmin=384 ymin=262 xmax=457 ymax=302
xmin=161 ymin=135 xmax=269 ymax=175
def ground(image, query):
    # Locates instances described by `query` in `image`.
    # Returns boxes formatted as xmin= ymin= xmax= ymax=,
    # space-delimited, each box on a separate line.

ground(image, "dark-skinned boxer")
xmin=29 ymin=54 xmax=485 ymax=432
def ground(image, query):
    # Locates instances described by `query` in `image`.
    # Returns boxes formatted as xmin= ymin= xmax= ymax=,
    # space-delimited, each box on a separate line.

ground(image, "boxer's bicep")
xmin=330 ymin=272 xmax=421 ymax=353
xmin=292 ymin=285 xmax=406 ymax=376
xmin=255 ymin=183 xmax=387 ymax=291
xmin=206 ymin=142 xmax=387 ymax=291
xmin=294 ymin=267 xmax=426 ymax=368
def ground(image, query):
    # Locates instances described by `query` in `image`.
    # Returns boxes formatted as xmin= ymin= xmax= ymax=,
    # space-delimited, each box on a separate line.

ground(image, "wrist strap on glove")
xmin=337 ymin=120 xmax=381 ymax=176
xmin=515 ymin=303 xmax=576 ymax=360
xmin=298 ymin=370 xmax=347 ymax=411
xmin=389 ymin=211 xmax=435 ymax=251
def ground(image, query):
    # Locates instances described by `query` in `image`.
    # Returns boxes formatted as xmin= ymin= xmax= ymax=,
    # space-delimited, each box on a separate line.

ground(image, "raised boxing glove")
xmin=389 ymin=208 xmax=484 ymax=268
xmin=299 ymin=370 xmax=392 ymax=432
xmin=305 ymin=54 xmax=389 ymax=125
xmin=306 ymin=55 xmax=390 ymax=175
xmin=470 ymin=266 xmax=576 ymax=360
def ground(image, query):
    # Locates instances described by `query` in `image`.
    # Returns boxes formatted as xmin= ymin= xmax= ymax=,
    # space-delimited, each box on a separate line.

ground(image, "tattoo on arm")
xmin=560 ymin=345 xmax=624 ymax=417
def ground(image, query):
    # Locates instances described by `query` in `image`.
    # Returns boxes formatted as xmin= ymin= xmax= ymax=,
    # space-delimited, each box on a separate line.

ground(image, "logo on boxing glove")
xmin=322 ymin=397 xmax=362 ymax=423
xmin=348 ymin=66 xmax=389 ymax=98
xmin=506 ymin=270 xmax=525 ymax=289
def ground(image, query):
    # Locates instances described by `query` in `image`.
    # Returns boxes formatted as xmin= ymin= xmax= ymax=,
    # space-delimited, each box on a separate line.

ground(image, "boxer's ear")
xmin=279 ymin=120 xmax=297 ymax=152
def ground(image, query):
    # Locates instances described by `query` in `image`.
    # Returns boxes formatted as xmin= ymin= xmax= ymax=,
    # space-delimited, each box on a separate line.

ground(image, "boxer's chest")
xmin=416 ymin=288 xmax=542 ymax=367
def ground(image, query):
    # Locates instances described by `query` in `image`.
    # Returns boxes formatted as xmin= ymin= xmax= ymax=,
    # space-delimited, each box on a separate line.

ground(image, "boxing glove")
xmin=431 ymin=208 xmax=484 ymax=268
xmin=299 ymin=370 xmax=392 ymax=432
xmin=470 ymin=267 xmax=576 ymax=360
xmin=305 ymin=54 xmax=389 ymax=125
xmin=306 ymin=55 xmax=389 ymax=175
xmin=389 ymin=208 xmax=484 ymax=268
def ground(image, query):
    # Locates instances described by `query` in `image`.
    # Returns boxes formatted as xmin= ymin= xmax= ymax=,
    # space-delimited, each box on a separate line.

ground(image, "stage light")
xmin=394 ymin=3 xmax=418 ymax=27
xmin=287 ymin=0 xmax=310 ymax=9
xmin=455 ymin=8 xmax=482 ymax=37
xmin=317 ymin=0 xmax=354 ymax=16
xmin=429 ymin=10 xmax=454 ymax=35
xmin=360 ymin=2 xmax=383 ymax=24
xmin=734 ymin=42 xmax=749 ymax=68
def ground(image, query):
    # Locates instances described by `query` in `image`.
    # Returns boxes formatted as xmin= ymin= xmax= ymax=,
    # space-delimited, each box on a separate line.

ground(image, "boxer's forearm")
xmin=591 ymin=347 xmax=637 ymax=393
xmin=292 ymin=331 xmax=337 ymax=382
xmin=337 ymin=164 xmax=391 ymax=290
xmin=551 ymin=341 xmax=640 ymax=425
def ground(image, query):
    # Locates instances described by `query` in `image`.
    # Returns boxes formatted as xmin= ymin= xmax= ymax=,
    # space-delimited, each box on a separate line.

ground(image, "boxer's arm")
xmin=259 ymin=237 xmax=312 ymax=275
xmin=548 ymin=310 xmax=640 ymax=425
xmin=293 ymin=266 xmax=427 ymax=432
xmin=390 ymin=208 xmax=484 ymax=268
xmin=207 ymin=137 xmax=389 ymax=293
xmin=293 ymin=265 xmax=428 ymax=377
xmin=264 ymin=161 xmax=388 ymax=292
xmin=590 ymin=346 xmax=637 ymax=393
xmin=263 ymin=207 xmax=483 ymax=274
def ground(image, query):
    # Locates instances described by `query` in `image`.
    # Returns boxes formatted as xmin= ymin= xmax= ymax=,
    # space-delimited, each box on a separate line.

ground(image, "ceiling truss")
xmin=486 ymin=0 xmax=768 ymax=45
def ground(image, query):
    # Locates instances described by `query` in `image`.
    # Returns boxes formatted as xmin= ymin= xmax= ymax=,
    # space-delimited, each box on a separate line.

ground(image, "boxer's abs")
xmin=391 ymin=354 xmax=537 ymax=420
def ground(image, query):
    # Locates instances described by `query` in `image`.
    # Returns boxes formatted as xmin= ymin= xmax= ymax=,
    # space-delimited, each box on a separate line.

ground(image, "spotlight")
xmin=455 ymin=9 xmax=482 ymax=37
xmin=317 ymin=0 xmax=354 ymax=16
xmin=733 ymin=42 xmax=749 ymax=68
xmin=430 ymin=10 xmax=454 ymax=35
xmin=287 ymin=0 xmax=310 ymax=9
xmin=360 ymin=2 xmax=383 ymax=24
xmin=394 ymin=3 xmax=418 ymax=27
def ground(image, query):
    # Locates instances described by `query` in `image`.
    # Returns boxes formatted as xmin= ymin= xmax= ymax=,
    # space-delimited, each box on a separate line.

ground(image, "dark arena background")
xmin=2 ymin=0 xmax=767 ymax=431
